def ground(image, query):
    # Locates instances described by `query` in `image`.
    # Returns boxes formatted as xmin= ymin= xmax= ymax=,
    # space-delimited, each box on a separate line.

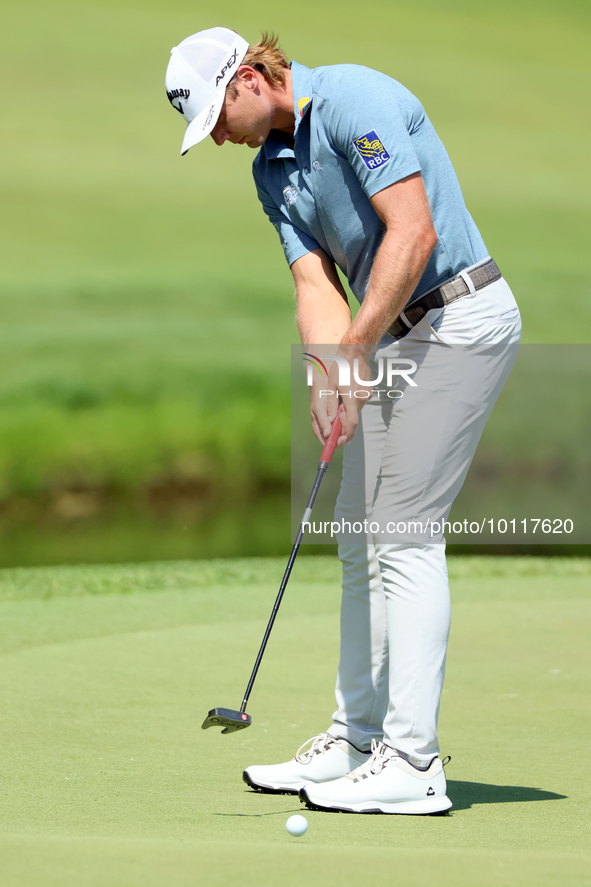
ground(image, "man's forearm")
xmin=297 ymin=295 xmax=351 ymax=346
xmin=292 ymin=249 xmax=352 ymax=345
xmin=341 ymin=226 xmax=436 ymax=346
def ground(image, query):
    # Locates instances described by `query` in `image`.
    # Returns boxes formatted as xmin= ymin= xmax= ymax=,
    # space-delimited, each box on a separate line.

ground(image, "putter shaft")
xmin=239 ymin=414 xmax=343 ymax=713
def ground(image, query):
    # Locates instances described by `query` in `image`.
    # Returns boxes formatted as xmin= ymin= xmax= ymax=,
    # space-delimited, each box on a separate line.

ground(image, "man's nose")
xmin=210 ymin=124 xmax=229 ymax=146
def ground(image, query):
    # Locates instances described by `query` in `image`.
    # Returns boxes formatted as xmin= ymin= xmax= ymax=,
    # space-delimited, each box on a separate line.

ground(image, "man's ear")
xmin=235 ymin=65 xmax=259 ymax=91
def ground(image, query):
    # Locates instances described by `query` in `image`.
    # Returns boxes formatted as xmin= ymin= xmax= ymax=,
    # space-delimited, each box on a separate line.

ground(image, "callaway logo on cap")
xmin=165 ymin=27 xmax=249 ymax=156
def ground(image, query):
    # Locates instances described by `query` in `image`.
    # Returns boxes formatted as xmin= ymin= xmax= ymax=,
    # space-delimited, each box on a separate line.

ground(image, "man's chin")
xmin=246 ymin=136 xmax=266 ymax=149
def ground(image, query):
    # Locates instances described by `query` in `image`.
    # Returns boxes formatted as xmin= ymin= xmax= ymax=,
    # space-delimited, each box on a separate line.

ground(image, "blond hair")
xmin=227 ymin=32 xmax=289 ymax=96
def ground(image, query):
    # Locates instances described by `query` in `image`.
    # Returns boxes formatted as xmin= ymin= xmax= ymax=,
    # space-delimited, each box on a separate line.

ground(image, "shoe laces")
xmin=295 ymin=733 xmax=339 ymax=764
xmin=346 ymin=739 xmax=398 ymax=781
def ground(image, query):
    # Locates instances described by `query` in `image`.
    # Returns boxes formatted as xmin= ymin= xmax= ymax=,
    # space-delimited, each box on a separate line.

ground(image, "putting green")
xmin=0 ymin=556 xmax=589 ymax=886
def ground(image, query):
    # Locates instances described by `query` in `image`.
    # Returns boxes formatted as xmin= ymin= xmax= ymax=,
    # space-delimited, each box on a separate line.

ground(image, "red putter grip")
xmin=320 ymin=414 xmax=343 ymax=464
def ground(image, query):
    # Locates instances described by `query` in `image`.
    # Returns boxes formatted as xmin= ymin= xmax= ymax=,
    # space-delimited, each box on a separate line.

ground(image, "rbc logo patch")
xmin=352 ymin=130 xmax=391 ymax=170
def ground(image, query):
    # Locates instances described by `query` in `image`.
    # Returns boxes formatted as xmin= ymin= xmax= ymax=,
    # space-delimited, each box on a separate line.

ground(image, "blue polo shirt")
xmin=252 ymin=61 xmax=488 ymax=306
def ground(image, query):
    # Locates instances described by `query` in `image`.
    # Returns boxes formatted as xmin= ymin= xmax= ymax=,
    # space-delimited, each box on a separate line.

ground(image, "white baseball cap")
xmin=166 ymin=27 xmax=249 ymax=155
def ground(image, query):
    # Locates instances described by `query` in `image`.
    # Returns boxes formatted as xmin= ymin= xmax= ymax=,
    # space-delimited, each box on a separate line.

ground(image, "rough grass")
xmin=0 ymin=554 xmax=590 ymax=602
xmin=0 ymin=0 xmax=590 ymax=508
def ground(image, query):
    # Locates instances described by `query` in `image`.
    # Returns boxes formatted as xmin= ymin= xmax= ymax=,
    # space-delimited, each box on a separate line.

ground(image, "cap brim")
xmin=180 ymin=91 xmax=225 ymax=155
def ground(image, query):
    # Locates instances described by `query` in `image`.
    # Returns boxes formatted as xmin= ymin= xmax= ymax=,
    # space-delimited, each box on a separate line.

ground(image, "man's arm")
xmin=292 ymin=172 xmax=437 ymax=445
xmin=291 ymin=248 xmax=352 ymax=445
xmin=335 ymin=172 xmax=436 ymax=442
xmin=342 ymin=172 xmax=437 ymax=346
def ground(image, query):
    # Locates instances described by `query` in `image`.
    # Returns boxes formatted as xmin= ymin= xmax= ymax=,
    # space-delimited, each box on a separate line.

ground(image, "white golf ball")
xmin=285 ymin=814 xmax=308 ymax=837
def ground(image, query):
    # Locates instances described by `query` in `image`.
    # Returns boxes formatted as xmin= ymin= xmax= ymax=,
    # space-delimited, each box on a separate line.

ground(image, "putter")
xmin=202 ymin=409 xmax=343 ymax=734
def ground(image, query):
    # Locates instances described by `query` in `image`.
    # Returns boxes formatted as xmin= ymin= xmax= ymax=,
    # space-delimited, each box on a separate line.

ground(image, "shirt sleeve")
xmin=324 ymin=69 xmax=423 ymax=200
xmin=252 ymin=165 xmax=320 ymax=267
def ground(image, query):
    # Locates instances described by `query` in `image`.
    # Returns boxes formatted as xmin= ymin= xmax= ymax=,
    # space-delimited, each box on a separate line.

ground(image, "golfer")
xmin=166 ymin=28 xmax=521 ymax=814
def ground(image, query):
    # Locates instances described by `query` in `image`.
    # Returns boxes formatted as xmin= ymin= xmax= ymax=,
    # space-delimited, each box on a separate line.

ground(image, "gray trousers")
xmin=327 ymin=273 xmax=521 ymax=766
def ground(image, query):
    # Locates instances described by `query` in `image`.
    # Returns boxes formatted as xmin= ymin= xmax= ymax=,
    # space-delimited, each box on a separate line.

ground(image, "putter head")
xmin=201 ymin=707 xmax=252 ymax=734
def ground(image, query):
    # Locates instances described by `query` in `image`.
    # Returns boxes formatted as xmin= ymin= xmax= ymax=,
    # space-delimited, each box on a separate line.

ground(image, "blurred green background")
xmin=1 ymin=0 xmax=590 ymax=566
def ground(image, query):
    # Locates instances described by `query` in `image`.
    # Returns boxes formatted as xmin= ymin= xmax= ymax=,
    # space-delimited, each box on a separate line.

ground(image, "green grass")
xmin=0 ymin=0 xmax=590 ymax=521
xmin=0 ymin=555 xmax=589 ymax=885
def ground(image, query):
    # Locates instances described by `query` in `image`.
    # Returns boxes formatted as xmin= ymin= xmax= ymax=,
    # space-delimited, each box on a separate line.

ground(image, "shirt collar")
xmin=263 ymin=130 xmax=295 ymax=160
xmin=290 ymin=60 xmax=313 ymax=135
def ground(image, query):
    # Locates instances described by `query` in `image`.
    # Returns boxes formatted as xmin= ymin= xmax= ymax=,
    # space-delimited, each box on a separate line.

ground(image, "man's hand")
xmin=308 ymin=345 xmax=374 ymax=447
xmin=309 ymin=373 xmax=341 ymax=446
xmin=326 ymin=345 xmax=374 ymax=445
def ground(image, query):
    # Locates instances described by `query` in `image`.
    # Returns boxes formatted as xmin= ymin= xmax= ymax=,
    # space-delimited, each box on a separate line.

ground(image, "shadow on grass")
xmin=236 ymin=782 xmax=566 ymax=817
xmin=229 ymin=781 xmax=566 ymax=817
xmin=448 ymin=780 xmax=566 ymax=811
xmin=213 ymin=808 xmax=302 ymax=818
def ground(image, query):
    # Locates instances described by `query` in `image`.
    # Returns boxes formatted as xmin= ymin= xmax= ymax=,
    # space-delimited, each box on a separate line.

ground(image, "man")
xmin=165 ymin=28 xmax=521 ymax=814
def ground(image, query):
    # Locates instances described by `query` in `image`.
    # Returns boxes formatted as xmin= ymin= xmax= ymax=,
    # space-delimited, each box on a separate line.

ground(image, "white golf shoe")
xmin=243 ymin=733 xmax=371 ymax=794
xmin=299 ymin=740 xmax=452 ymax=814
